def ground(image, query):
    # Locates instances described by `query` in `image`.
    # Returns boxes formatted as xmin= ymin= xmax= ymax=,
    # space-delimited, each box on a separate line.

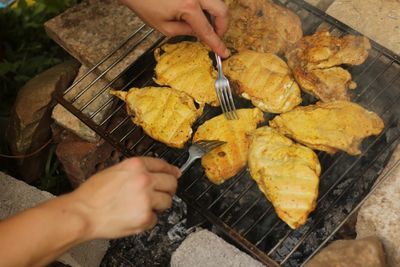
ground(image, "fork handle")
xmin=180 ymin=155 xmax=199 ymax=173
xmin=214 ymin=53 xmax=223 ymax=73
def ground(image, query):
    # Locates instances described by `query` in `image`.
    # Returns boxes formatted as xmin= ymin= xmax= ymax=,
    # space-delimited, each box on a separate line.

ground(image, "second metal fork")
xmin=210 ymin=16 xmax=238 ymax=120
xmin=180 ymin=140 xmax=226 ymax=173
xmin=214 ymin=55 xmax=238 ymax=120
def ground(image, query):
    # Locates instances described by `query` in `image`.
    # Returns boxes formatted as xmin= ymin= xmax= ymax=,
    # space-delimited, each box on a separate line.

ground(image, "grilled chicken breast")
xmin=224 ymin=0 xmax=302 ymax=54
xmin=270 ymin=101 xmax=384 ymax=155
xmin=111 ymin=87 xmax=203 ymax=148
xmin=193 ymin=108 xmax=264 ymax=184
xmin=154 ymin=41 xmax=219 ymax=106
xmin=249 ymin=126 xmax=320 ymax=229
xmin=286 ymin=31 xmax=371 ymax=102
xmin=223 ymin=50 xmax=302 ymax=113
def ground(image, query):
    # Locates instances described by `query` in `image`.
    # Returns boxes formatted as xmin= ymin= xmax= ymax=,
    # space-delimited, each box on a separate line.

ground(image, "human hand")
xmin=71 ymin=157 xmax=181 ymax=240
xmin=121 ymin=0 xmax=230 ymax=58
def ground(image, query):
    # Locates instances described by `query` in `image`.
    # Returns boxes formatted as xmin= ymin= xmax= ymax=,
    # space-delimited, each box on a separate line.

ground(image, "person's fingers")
xmin=161 ymin=21 xmax=194 ymax=37
xmin=151 ymin=191 xmax=173 ymax=212
xmin=199 ymin=0 xmax=229 ymax=37
xmin=138 ymin=211 xmax=158 ymax=231
xmin=181 ymin=6 xmax=229 ymax=58
xmin=126 ymin=157 xmax=181 ymax=177
xmin=152 ymin=173 xmax=178 ymax=196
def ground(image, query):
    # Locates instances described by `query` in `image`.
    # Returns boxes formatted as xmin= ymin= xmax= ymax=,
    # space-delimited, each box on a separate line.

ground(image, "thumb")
xmin=161 ymin=21 xmax=194 ymax=37
xmin=181 ymin=7 xmax=229 ymax=58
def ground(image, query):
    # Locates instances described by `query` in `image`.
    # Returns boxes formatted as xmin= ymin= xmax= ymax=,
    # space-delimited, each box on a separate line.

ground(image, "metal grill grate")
xmin=55 ymin=0 xmax=400 ymax=266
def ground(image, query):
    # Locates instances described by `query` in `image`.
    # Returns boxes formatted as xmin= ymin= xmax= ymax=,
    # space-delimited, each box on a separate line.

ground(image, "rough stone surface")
xmin=6 ymin=60 xmax=80 ymax=182
xmin=305 ymin=236 xmax=387 ymax=267
xmin=52 ymin=65 xmax=114 ymax=142
xmin=170 ymin=229 xmax=264 ymax=267
xmin=52 ymin=104 xmax=98 ymax=143
xmin=305 ymin=0 xmax=335 ymax=11
xmin=44 ymin=0 xmax=163 ymax=83
xmin=55 ymin=130 xmax=119 ymax=187
xmin=0 ymin=171 xmax=109 ymax=267
xmin=327 ymin=0 xmax=400 ymax=54
xmin=356 ymin=144 xmax=400 ymax=267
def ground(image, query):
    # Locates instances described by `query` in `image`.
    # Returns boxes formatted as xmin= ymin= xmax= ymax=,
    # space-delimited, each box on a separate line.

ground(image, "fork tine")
xmin=221 ymin=86 xmax=236 ymax=120
xmin=219 ymin=88 xmax=234 ymax=120
xmin=203 ymin=140 xmax=224 ymax=150
xmin=207 ymin=141 xmax=226 ymax=151
xmin=196 ymin=140 xmax=216 ymax=149
xmin=195 ymin=140 xmax=207 ymax=146
xmin=225 ymin=87 xmax=239 ymax=119
xmin=217 ymin=88 xmax=230 ymax=119
xmin=194 ymin=140 xmax=226 ymax=152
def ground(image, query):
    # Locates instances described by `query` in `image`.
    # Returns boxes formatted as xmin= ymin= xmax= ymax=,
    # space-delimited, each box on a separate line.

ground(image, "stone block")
xmin=327 ymin=0 xmax=400 ymax=54
xmin=305 ymin=236 xmax=386 ymax=267
xmin=170 ymin=229 xmax=264 ymax=267
xmin=6 ymin=60 xmax=80 ymax=182
xmin=44 ymin=0 xmax=163 ymax=83
xmin=305 ymin=0 xmax=335 ymax=11
xmin=52 ymin=65 xmax=114 ymax=143
xmin=356 ymin=145 xmax=400 ymax=267
xmin=0 ymin=171 xmax=109 ymax=267
xmin=55 ymin=130 xmax=121 ymax=187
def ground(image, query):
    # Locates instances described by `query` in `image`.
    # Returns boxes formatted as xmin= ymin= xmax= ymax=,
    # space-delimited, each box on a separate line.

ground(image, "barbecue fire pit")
xmin=53 ymin=0 xmax=400 ymax=266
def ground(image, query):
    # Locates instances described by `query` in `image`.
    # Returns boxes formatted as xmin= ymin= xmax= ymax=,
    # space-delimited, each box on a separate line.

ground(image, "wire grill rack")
xmin=55 ymin=0 xmax=400 ymax=266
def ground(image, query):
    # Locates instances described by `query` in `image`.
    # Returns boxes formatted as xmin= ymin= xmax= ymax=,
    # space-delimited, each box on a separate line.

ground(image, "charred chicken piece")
xmin=223 ymin=50 xmax=302 ymax=113
xmin=193 ymin=108 xmax=264 ymax=184
xmin=224 ymin=0 xmax=303 ymax=54
xmin=270 ymin=101 xmax=384 ymax=155
xmin=286 ymin=31 xmax=371 ymax=102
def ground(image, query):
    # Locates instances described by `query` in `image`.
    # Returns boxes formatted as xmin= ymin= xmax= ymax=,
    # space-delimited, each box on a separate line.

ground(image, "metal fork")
xmin=210 ymin=17 xmax=238 ymax=120
xmin=180 ymin=140 xmax=226 ymax=173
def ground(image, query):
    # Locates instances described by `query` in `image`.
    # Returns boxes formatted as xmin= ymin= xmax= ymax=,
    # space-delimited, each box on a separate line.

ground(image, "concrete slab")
xmin=0 ymin=172 xmax=109 ymax=267
xmin=170 ymin=229 xmax=264 ymax=267
xmin=356 ymin=145 xmax=400 ymax=267
xmin=327 ymin=0 xmax=400 ymax=55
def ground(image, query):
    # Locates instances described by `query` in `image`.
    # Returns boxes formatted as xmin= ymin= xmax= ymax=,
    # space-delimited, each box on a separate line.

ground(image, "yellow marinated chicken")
xmin=224 ymin=0 xmax=303 ymax=54
xmin=193 ymin=108 xmax=264 ymax=184
xmin=154 ymin=41 xmax=219 ymax=106
xmin=110 ymin=87 xmax=203 ymax=148
xmin=249 ymin=126 xmax=320 ymax=229
xmin=286 ymin=31 xmax=371 ymax=102
xmin=270 ymin=101 xmax=384 ymax=155
xmin=223 ymin=50 xmax=302 ymax=113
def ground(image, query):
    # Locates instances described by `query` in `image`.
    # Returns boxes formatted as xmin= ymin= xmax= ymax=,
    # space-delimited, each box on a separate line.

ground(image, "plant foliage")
xmin=0 ymin=0 xmax=79 ymax=116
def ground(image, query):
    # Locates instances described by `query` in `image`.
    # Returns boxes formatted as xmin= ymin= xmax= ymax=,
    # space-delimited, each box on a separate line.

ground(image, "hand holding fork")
xmin=210 ymin=16 xmax=239 ymax=120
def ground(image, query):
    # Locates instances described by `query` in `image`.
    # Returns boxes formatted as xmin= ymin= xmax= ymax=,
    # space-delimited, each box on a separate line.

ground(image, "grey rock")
xmin=0 ymin=171 xmax=109 ymax=267
xmin=170 ymin=229 xmax=264 ymax=267
xmin=305 ymin=236 xmax=386 ymax=267
xmin=6 ymin=59 xmax=80 ymax=182
xmin=52 ymin=65 xmax=114 ymax=142
xmin=44 ymin=0 xmax=163 ymax=83
xmin=356 ymin=145 xmax=400 ymax=267
xmin=52 ymin=104 xmax=98 ymax=142
xmin=327 ymin=0 xmax=400 ymax=54
xmin=305 ymin=0 xmax=335 ymax=11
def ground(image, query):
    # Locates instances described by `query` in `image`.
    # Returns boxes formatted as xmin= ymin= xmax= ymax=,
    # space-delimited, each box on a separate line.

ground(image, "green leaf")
xmin=0 ymin=62 xmax=18 ymax=75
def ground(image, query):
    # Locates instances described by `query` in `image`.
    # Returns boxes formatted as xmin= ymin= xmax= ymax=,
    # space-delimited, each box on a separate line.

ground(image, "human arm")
xmin=0 ymin=157 xmax=180 ymax=267
xmin=120 ymin=0 xmax=230 ymax=58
